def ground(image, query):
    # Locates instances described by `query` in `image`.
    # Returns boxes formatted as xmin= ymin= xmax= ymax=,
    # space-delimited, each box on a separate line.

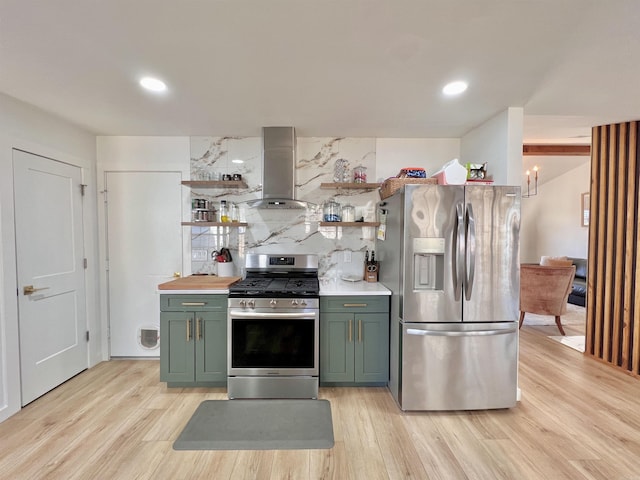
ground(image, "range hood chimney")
xmin=248 ymin=126 xmax=308 ymax=209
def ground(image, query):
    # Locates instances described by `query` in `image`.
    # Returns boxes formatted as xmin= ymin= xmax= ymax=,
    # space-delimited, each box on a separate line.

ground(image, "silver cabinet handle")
xmin=358 ymin=319 xmax=362 ymax=342
xmin=187 ymin=319 xmax=192 ymax=341
xmin=407 ymin=327 xmax=516 ymax=337
xmin=196 ymin=317 xmax=202 ymax=340
xmin=343 ymin=303 xmax=367 ymax=307
xmin=348 ymin=320 xmax=353 ymax=343
xmin=181 ymin=302 xmax=206 ymax=306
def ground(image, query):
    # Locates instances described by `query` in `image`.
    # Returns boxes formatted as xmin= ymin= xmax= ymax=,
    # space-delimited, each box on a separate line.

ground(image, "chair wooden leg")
xmin=555 ymin=316 xmax=566 ymax=336
xmin=519 ymin=311 xmax=525 ymax=329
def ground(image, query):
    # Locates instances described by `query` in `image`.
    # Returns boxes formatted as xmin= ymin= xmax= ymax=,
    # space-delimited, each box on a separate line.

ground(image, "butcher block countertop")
xmin=157 ymin=275 xmax=241 ymax=294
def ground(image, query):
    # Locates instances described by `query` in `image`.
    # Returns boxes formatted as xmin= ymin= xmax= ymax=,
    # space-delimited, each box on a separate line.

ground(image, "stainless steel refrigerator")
xmin=378 ymin=184 xmax=520 ymax=411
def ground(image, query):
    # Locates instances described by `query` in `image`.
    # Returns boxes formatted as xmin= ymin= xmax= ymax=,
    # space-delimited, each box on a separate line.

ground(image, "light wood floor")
xmin=1 ymin=325 xmax=639 ymax=480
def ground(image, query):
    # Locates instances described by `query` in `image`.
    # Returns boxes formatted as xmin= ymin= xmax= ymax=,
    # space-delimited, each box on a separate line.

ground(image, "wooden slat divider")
xmin=587 ymin=120 xmax=640 ymax=376
xmin=603 ymin=123 xmax=617 ymax=362
xmin=586 ymin=127 xmax=599 ymax=356
xmin=623 ymin=122 xmax=637 ymax=370
xmin=612 ymin=123 xmax=626 ymax=364
xmin=631 ymin=123 xmax=640 ymax=374
xmin=593 ymin=126 xmax=608 ymax=358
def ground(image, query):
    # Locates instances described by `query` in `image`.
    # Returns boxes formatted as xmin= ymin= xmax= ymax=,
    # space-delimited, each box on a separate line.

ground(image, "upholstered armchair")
xmin=519 ymin=264 xmax=576 ymax=335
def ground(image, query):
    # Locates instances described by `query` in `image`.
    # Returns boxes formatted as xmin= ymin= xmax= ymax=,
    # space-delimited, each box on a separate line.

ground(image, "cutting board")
xmin=158 ymin=275 xmax=241 ymax=290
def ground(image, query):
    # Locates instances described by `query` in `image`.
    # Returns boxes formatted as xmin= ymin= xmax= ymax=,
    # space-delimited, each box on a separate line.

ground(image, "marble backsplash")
xmin=189 ymin=136 xmax=381 ymax=279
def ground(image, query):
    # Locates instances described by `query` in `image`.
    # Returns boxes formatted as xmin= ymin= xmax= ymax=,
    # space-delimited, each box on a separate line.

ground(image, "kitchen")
xmin=3 ymin=1 xmax=640 ymax=476
xmin=1 ymin=68 xmax=639 ymax=480
xmin=0 ymin=97 xmax=521 ymax=425
xmin=154 ymin=127 xmax=519 ymax=411
xmin=0 ymin=0 xmax=539 ymax=425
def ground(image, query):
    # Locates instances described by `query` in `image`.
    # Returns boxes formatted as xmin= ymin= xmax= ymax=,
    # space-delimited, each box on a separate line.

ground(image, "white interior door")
xmin=106 ymin=171 xmax=182 ymax=357
xmin=13 ymin=149 xmax=88 ymax=406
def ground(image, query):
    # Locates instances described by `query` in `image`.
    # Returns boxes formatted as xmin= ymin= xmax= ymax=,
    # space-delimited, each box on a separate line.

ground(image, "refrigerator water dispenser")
xmin=413 ymin=238 xmax=445 ymax=291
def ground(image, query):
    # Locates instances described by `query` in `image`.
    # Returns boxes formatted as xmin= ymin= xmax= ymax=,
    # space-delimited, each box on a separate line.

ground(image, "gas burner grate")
xmin=230 ymin=277 xmax=319 ymax=297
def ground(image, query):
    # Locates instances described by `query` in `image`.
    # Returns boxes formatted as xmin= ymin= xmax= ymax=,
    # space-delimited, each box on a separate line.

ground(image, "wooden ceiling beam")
xmin=523 ymin=144 xmax=591 ymax=156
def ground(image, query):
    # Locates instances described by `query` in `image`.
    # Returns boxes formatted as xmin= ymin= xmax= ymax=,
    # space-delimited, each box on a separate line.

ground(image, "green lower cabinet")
xmin=320 ymin=296 xmax=389 ymax=386
xmin=160 ymin=295 xmax=227 ymax=387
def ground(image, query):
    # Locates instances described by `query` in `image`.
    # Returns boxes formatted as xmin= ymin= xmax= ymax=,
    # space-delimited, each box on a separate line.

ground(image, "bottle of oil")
xmin=219 ymin=200 xmax=229 ymax=222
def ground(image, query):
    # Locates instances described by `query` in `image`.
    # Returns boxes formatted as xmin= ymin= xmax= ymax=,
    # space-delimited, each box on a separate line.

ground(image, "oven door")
xmin=228 ymin=307 xmax=319 ymax=376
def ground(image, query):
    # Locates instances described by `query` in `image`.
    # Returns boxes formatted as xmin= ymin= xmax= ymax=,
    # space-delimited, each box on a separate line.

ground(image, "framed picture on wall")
xmin=581 ymin=192 xmax=590 ymax=227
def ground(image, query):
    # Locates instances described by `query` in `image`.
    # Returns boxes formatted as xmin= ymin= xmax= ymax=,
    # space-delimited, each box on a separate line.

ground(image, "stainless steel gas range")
xmin=227 ymin=253 xmax=320 ymax=399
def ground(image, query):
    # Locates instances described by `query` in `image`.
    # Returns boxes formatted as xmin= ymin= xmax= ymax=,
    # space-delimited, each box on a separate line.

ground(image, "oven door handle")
xmin=229 ymin=310 xmax=317 ymax=319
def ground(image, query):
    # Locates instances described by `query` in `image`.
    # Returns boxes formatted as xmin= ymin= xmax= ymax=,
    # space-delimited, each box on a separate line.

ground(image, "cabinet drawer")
xmin=160 ymin=294 xmax=227 ymax=312
xmin=320 ymin=296 xmax=389 ymax=313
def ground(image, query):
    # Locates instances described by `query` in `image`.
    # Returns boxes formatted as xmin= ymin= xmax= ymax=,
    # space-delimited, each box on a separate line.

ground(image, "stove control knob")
xmin=248 ymin=299 xmax=255 ymax=309
xmin=239 ymin=299 xmax=246 ymax=307
xmin=291 ymin=299 xmax=299 ymax=306
xmin=300 ymin=300 xmax=308 ymax=306
xmin=270 ymin=299 xmax=277 ymax=308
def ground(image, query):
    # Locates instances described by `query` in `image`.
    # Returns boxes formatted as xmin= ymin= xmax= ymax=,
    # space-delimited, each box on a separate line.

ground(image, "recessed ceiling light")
xmin=442 ymin=80 xmax=468 ymax=96
xmin=231 ymin=159 xmax=244 ymax=164
xmin=139 ymin=77 xmax=167 ymax=93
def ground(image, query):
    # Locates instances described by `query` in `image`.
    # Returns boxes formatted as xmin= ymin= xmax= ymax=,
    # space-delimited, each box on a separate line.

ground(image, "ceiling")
xmin=1 ymin=0 xmax=639 ymax=143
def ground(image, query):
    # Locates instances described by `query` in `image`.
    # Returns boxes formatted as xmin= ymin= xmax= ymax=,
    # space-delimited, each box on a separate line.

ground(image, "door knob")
xmin=173 ymin=272 xmax=181 ymax=278
xmin=23 ymin=285 xmax=50 ymax=295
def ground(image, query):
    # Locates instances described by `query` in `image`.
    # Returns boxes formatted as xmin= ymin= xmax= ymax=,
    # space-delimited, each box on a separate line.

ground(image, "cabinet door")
xmin=160 ymin=312 xmax=195 ymax=383
xmin=195 ymin=310 xmax=227 ymax=382
xmin=320 ymin=313 xmax=355 ymax=382
xmin=354 ymin=313 xmax=389 ymax=383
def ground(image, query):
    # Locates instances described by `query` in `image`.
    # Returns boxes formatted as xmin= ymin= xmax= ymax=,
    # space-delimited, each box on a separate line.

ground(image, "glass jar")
xmin=323 ymin=200 xmax=342 ymax=222
xmin=334 ymin=159 xmax=349 ymax=183
xmin=353 ymin=165 xmax=367 ymax=183
xmin=230 ymin=202 xmax=238 ymax=222
xmin=341 ymin=204 xmax=355 ymax=222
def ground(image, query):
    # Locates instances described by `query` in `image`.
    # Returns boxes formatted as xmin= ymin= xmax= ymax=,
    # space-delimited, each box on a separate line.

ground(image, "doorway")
xmin=105 ymin=171 xmax=182 ymax=357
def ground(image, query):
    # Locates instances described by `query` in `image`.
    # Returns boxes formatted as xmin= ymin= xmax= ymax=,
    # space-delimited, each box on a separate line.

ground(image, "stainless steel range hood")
xmin=248 ymin=126 xmax=309 ymax=209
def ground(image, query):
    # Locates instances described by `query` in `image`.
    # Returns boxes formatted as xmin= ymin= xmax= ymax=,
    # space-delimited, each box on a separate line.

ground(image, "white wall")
xmin=375 ymin=138 xmax=461 ymax=179
xmin=461 ymin=107 xmax=524 ymax=185
xmin=0 ymin=93 xmax=97 ymax=423
xmin=520 ymin=162 xmax=590 ymax=263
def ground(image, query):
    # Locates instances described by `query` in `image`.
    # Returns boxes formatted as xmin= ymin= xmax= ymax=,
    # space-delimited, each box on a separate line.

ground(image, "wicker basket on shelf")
xmin=379 ymin=177 xmax=438 ymax=199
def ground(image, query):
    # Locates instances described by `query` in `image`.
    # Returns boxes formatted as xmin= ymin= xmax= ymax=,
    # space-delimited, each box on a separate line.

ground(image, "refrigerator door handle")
xmin=464 ymin=202 xmax=476 ymax=301
xmin=453 ymin=202 xmax=465 ymax=301
xmin=406 ymin=327 xmax=517 ymax=337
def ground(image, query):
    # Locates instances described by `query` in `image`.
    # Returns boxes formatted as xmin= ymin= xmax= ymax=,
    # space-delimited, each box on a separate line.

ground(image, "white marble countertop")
xmin=319 ymin=279 xmax=391 ymax=296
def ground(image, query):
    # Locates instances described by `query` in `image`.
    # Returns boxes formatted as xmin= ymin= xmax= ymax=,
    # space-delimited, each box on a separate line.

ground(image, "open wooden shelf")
xmin=181 ymin=222 xmax=248 ymax=227
xmin=182 ymin=180 xmax=247 ymax=188
xmin=320 ymin=182 xmax=381 ymax=189
xmin=319 ymin=221 xmax=380 ymax=227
